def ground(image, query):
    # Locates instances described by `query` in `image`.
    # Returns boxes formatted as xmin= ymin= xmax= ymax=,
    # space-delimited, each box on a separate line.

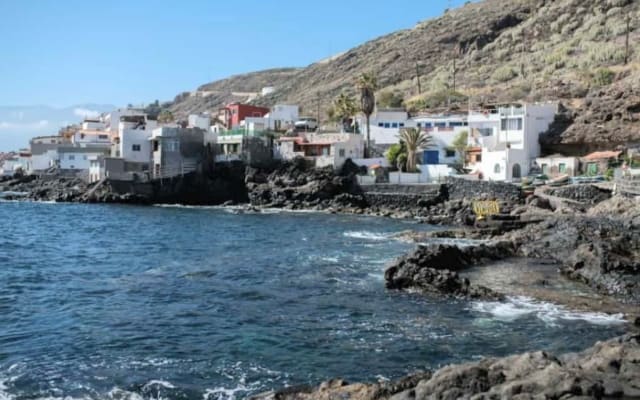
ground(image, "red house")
xmin=221 ymin=103 xmax=270 ymax=129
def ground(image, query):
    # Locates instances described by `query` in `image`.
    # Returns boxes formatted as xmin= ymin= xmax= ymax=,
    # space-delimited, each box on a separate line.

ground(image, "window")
xmin=501 ymin=117 xmax=523 ymax=130
xmin=399 ymin=123 xmax=405 ymax=127
xmin=449 ymin=121 xmax=463 ymax=127
xmin=445 ymin=149 xmax=456 ymax=158
xmin=424 ymin=122 xmax=432 ymax=128
xmin=435 ymin=122 xmax=447 ymax=128
xmin=476 ymin=154 xmax=482 ymax=162
xmin=559 ymin=163 xmax=567 ymax=173
xmin=494 ymin=163 xmax=501 ymax=173
xmin=132 ymin=144 xmax=141 ymax=152
xmin=541 ymin=163 xmax=548 ymax=174
xmin=391 ymin=122 xmax=398 ymax=128
xmin=384 ymin=123 xmax=390 ymax=128
xmin=68 ymin=155 xmax=75 ymax=160
xmin=99 ymin=135 xmax=108 ymax=140
xmin=417 ymin=123 xmax=422 ymax=128
xmin=83 ymin=155 xmax=87 ymax=160
xmin=80 ymin=133 xmax=86 ymax=139
xmin=378 ymin=122 xmax=384 ymax=127
xmin=339 ymin=149 xmax=345 ymax=158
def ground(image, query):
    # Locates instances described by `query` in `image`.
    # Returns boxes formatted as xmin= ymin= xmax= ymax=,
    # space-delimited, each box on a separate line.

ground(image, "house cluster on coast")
xmin=1 ymin=94 xmax=635 ymax=186
xmin=359 ymin=102 xmax=637 ymax=183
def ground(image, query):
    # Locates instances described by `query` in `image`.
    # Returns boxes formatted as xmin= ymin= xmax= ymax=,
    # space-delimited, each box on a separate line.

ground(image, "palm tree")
xmin=398 ymin=127 xmax=432 ymax=173
xmin=356 ymin=72 xmax=377 ymax=157
xmin=333 ymin=92 xmax=358 ymax=133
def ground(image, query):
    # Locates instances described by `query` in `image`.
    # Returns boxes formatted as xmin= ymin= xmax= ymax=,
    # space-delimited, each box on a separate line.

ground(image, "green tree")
xmin=398 ymin=127 xmax=432 ymax=173
xmin=451 ymin=130 xmax=469 ymax=165
xmin=386 ymin=142 xmax=407 ymax=169
xmin=356 ymin=72 xmax=377 ymax=157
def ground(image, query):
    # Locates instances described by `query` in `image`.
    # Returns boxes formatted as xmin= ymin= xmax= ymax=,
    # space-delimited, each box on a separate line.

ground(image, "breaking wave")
xmin=472 ymin=296 xmax=627 ymax=326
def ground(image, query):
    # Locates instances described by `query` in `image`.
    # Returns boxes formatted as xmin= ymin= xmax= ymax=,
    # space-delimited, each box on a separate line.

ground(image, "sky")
xmin=0 ymin=0 xmax=465 ymax=150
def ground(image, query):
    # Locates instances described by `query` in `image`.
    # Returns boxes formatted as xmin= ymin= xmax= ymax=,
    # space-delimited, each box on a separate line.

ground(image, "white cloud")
xmin=73 ymin=107 xmax=101 ymax=119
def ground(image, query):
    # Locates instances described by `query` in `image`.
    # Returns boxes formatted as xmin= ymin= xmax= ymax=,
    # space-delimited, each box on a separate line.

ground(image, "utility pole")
xmin=415 ymin=62 xmax=422 ymax=95
xmin=316 ymin=92 xmax=321 ymax=129
xmin=625 ymin=13 xmax=631 ymax=65
xmin=452 ymin=55 xmax=457 ymax=93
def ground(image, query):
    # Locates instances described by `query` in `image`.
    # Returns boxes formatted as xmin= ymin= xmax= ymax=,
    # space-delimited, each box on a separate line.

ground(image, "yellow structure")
xmin=472 ymin=200 xmax=500 ymax=220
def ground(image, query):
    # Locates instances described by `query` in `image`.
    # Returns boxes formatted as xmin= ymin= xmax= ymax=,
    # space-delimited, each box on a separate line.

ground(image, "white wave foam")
xmin=0 ymin=379 xmax=15 ymax=400
xmin=343 ymin=231 xmax=393 ymax=241
xmin=203 ymin=385 xmax=253 ymax=400
xmin=472 ymin=296 xmax=627 ymax=326
xmin=142 ymin=381 xmax=175 ymax=390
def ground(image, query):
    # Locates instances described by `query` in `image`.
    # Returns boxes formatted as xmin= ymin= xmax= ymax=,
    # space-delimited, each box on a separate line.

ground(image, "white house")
xmin=468 ymin=102 xmax=557 ymax=181
xmin=412 ymin=114 xmax=468 ymax=166
xmin=0 ymin=157 xmax=23 ymax=177
xmin=265 ymin=105 xmax=299 ymax=131
xmin=58 ymin=147 xmax=109 ymax=172
xmin=360 ymin=108 xmax=410 ymax=146
xmin=113 ymin=114 xmax=157 ymax=166
xmin=535 ymin=154 xmax=580 ymax=177
xmin=81 ymin=119 xmax=106 ymax=131
xmin=103 ymin=108 xmax=147 ymax=133
xmin=72 ymin=130 xmax=112 ymax=148
xmin=275 ymin=132 xmax=364 ymax=170
xmin=29 ymin=135 xmax=70 ymax=172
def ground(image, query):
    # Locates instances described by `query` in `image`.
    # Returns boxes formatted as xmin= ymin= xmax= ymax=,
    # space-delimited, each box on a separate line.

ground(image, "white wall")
xmin=59 ymin=151 xmax=104 ymax=170
xmin=188 ymin=115 xmax=210 ymax=130
xmin=0 ymin=159 xmax=22 ymax=176
xmin=428 ymin=127 xmax=467 ymax=165
xmin=31 ymin=149 xmax=58 ymax=171
xmin=536 ymin=156 xmax=579 ymax=177
xmin=73 ymin=131 xmax=112 ymax=148
xmin=352 ymin=158 xmax=389 ymax=168
xmin=268 ymin=105 xmax=299 ymax=130
xmin=481 ymin=148 xmax=529 ymax=181
xmin=120 ymin=129 xmax=152 ymax=163
xmin=363 ymin=110 xmax=411 ymax=145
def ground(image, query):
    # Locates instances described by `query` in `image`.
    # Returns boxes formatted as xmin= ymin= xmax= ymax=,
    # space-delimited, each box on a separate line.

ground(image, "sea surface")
xmin=0 ymin=202 xmax=627 ymax=400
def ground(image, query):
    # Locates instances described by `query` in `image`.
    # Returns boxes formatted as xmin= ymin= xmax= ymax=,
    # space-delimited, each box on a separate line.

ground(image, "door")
xmin=512 ymin=163 xmax=522 ymax=179
xmin=587 ymin=162 xmax=598 ymax=176
xmin=423 ymin=150 xmax=439 ymax=165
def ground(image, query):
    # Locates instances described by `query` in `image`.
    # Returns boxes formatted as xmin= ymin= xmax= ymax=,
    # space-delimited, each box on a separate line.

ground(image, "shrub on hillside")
xmin=377 ymin=90 xmax=404 ymax=108
xmin=592 ymin=68 xmax=616 ymax=86
xmin=492 ymin=66 xmax=518 ymax=82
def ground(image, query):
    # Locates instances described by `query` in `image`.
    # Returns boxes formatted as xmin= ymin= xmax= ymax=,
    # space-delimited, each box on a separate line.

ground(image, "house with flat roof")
xmin=467 ymin=102 xmax=557 ymax=181
xmin=275 ymin=132 xmax=364 ymax=170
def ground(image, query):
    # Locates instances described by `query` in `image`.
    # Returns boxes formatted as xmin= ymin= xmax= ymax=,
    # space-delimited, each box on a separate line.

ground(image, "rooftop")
xmin=583 ymin=151 xmax=622 ymax=160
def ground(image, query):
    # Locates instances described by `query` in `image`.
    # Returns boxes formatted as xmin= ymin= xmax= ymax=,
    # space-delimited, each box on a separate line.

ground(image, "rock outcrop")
xmin=253 ymin=334 xmax=640 ymax=400
xmin=384 ymin=244 xmax=511 ymax=299
xmin=503 ymin=215 xmax=640 ymax=304
xmin=246 ymin=159 xmax=366 ymax=211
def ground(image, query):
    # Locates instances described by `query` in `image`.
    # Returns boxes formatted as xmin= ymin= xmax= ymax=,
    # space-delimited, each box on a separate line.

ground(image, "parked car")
xmin=294 ymin=117 xmax=318 ymax=131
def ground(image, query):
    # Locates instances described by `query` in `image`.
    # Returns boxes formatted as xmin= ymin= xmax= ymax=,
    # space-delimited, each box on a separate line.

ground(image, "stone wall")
xmin=445 ymin=177 xmax=523 ymax=203
xmin=361 ymin=184 xmax=445 ymax=210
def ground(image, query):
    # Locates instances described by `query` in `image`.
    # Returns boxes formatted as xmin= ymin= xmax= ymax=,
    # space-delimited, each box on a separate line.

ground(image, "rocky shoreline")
xmin=3 ymin=161 xmax=640 ymax=397
xmin=252 ymin=334 xmax=640 ymax=400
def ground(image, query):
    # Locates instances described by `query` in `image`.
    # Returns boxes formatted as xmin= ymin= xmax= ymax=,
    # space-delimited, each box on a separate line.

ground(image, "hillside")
xmin=168 ymin=0 xmax=640 ymax=153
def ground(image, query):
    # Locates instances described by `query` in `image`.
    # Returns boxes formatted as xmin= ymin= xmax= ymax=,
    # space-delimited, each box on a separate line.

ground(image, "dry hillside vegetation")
xmin=169 ymin=0 xmax=640 ymax=152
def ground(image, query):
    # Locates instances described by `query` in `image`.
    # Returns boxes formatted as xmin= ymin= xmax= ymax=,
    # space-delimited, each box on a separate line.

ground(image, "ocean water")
xmin=0 ymin=202 xmax=627 ymax=400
